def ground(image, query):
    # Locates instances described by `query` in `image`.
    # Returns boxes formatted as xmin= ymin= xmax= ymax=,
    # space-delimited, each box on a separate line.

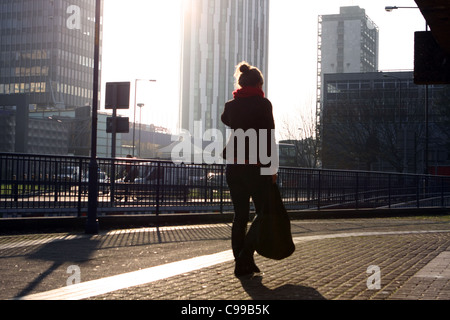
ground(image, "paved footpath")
xmin=1 ymin=215 xmax=450 ymax=306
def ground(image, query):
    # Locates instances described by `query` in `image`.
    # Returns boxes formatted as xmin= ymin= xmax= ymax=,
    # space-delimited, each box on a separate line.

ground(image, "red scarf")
xmin=233 ymin=86 xmax=265 ymax=99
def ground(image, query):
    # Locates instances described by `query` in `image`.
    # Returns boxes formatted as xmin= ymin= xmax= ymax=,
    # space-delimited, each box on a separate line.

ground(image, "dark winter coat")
xmin=221 ymin=95 xmax=275 ymax=165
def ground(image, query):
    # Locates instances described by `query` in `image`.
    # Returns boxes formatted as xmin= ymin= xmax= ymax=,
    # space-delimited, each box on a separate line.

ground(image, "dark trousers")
xmin=226 ymin=164 xmax=271 ymax=259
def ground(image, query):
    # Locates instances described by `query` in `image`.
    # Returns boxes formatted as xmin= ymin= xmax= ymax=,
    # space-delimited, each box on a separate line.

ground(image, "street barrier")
xmin=1 ymin=153 xmax=449 ymax=217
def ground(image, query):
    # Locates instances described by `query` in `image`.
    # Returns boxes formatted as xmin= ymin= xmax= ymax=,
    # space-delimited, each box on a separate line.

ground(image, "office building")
xmin=321 ymin=71 xmax=449 ymax=173
xmin=317 ymin=6 xmax=379 ymax=130
xmin=0 ymin=0 xmax=103 ymax=110
xmin=179 ymin=0 xmax=270 ymax=137
xmin=319 ymin=6 xmax=378 ymax=75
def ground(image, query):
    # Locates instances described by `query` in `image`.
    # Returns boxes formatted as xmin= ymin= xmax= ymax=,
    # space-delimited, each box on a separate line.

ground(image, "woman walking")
xmin=221 ymin=61 xmax=278 ymax=277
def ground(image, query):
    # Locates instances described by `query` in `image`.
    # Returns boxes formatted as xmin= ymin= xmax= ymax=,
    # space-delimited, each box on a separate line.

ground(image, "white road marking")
xmin=16 ymin=250 xmax=234 ymax=300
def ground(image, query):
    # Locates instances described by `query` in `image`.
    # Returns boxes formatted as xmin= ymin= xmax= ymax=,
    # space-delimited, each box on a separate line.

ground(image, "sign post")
xmin=105 ymin=81 xmax=131 ymax=158
xmin=105 ymin=81 xmax=130 ymax=203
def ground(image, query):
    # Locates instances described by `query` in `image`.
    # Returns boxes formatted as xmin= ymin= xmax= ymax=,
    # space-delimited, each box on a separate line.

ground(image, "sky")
xmin=101 ymin=0 xmax=426 ymax=138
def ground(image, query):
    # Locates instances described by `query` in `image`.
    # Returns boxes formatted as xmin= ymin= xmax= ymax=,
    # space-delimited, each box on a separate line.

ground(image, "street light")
xmin=385 ymin=6 xmax=417 ymax=12
xmin=137 ymin=103 xmax=144 ymax=157
xmin=385 ymin=5 xmax=429 ymax=174
xmin=86 ymin=0 xmax=102 ymax=234
xmin=133 ymin=79 xmax=156 ymax=157
xmin=384 ymin=74 xmax=408 ymax=173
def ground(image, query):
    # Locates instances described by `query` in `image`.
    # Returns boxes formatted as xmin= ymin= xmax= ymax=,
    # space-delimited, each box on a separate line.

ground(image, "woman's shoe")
xmin=234 ymin=258 xmax=253 ymax=277
xmin=234 ymin=255 xmax=260 ymax=277
xmin=250 ymin=260 xmax=260 ymax=273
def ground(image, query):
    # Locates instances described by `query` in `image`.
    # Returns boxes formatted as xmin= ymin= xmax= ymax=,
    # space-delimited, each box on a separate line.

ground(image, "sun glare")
xmin=102 ymin=0 xmax=425 ymax=136
xmin=102 ymin=0 xmax=182 ymax=133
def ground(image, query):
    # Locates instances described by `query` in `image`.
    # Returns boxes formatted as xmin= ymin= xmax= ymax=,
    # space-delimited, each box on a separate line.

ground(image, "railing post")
xmin=416 ymin=175 xmax=420 ymax=208
xmin=307 ymin=172 xmax=311 ymax=205
xmin=355 ymin=172 xmax=359 ymax=209
xmin=156 ymin=161 xmax=161 ymax=216
xmin=388 ymin=174 xmax=391 ymax=209
xmin=219 ymin=165 xmax=224 ymax=214
xmin=77 ymin=158 xmax=83 ymax=218
xmin=54 ymin=164 xmax=58 ymax=202
xmin=203 ymin=167 xmax=208 ymax=203
xmin=13 ymin=175 xmax=18 ymax=202
xmin=317 ymin=170 xmax=321 ymax=210
xmin=110 ymin=158 xmax=116 ymax=204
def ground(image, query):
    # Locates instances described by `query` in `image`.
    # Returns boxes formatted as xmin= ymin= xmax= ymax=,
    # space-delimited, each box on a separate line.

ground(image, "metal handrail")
xmin=1 ymin=152 xmax=449 ymax=217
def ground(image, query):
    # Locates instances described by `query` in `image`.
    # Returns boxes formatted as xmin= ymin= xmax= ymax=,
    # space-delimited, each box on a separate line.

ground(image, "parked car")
xmin=81 ymin=170 xmax=110 ymax=194
xmin=56 ymin=165 xmax=80 ymax=182
xmin=113 ymin=162 xmax=189 ymax=202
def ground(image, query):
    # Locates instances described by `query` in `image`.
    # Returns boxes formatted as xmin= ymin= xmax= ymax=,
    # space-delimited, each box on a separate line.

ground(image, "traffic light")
xmin=414 ymin=31 xmax=450 ymax=84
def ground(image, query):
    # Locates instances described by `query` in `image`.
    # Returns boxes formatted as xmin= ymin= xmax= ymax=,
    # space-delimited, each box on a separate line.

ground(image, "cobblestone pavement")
xmin=1 ymin=216 xmax=450 ymax=303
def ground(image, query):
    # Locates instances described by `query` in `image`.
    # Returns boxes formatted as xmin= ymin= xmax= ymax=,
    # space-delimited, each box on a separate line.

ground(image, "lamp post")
xmin=385 ymin=6 xmax=418 ymax=12
xmin=384 ymin=73 xmax=408 ymax=173
xmin=86 ymin=0 xmax=102 ymax=234
xmin=385 ymin=5 xmax=430 ymax=174
xmin=137 ymin=103 xmax=144 ymax=157
xmin=132 ymin=79 xmax=156 ymax=157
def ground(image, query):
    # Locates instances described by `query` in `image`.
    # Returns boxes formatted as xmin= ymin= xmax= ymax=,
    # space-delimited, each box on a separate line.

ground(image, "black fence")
xmin=1 ymin=153 xmax=449 ymax=217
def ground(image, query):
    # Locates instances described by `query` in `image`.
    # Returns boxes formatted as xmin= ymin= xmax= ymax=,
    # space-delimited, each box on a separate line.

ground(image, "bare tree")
xmin=280 ymin=106 xmax=320 ymax=168
xmin=322 ymin=87 xmax=426 ymax=173
xmin=434 ymin=84 xmax=450 ymax=155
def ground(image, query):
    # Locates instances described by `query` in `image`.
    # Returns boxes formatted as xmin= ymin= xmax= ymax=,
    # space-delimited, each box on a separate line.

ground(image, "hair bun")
xmin=239 ymin=64 xmax=250 ymax=73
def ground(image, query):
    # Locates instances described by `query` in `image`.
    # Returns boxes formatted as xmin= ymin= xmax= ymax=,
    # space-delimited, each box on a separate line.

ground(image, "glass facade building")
xmin=179 ymin=0 xmax=270 ymax=136
xmin=0 ymin=0 xmax=103 ymax=110
xmin=321 ymin=71 xmax=449 ymax=173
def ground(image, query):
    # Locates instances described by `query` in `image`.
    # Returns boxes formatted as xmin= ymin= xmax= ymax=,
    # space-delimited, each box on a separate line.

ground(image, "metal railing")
xmin=1 ymin=153 xmax=449 ymax=217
